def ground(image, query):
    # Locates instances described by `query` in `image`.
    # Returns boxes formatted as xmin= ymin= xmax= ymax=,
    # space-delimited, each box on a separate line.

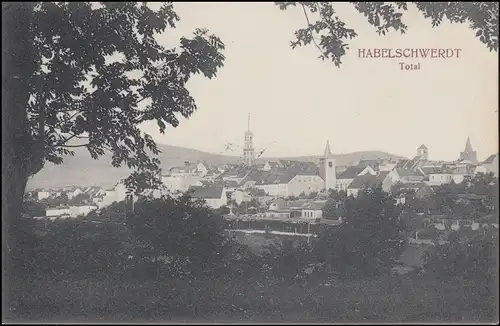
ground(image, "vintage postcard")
xmin=3 ymin=2 xmax=498 ymax=324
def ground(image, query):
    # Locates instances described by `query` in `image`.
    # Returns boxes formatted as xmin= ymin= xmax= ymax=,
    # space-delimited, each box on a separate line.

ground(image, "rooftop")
xmin=189 ymin=186 xmax=224 ymax=199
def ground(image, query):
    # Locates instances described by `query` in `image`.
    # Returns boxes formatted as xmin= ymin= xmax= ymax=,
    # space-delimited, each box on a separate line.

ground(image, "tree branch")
xmin=60 ymin=143 xmax=89 ymax=148
xmin=301 ymin=3 xmax=327 ymax=58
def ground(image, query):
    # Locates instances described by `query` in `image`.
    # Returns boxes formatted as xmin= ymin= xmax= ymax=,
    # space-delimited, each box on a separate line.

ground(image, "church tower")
xmin=323 ymin=140 xmax=336 ymax=191
xmin=459 ymin=136 xmax=477 ymax=163
xmin=243 ymin=113 xmax=255 ymax=166
xmin=417 ymin=144 xmax=428 ymax=160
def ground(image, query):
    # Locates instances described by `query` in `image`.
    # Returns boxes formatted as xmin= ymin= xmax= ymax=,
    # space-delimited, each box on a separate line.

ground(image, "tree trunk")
xmin=2 ymin=3 xmax=38 ymax=284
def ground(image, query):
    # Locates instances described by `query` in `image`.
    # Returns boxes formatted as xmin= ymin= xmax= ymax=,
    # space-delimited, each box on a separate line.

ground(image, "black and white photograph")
xmin=2 ymin=2 xmax=499 ymax=324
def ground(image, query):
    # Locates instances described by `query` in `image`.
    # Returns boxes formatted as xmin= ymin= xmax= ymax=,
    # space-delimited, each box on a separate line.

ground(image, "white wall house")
xmin=427 ymin=172 xmax=469 ymax=186
xmin=301 ymin=201 xmax=326 ymax=219
xmin=395 ymin=168 xmax=425 ymax=184
xmin=474 ymin=154 xmax=499 ymax=177
xmin=335 ymin=166 xmax=367 ymax=192
xmin=161 ymin=174 xmax=202 ymax=193
xmin=99 ymin=181 xmax=138 ymax=208
xmin=254 ymin=173 xmax=323 ymax=197
xmin=229 ymin=189 xmax=251 ymax=205
xmin=190 ymin=186 xmax=228 ymax=209
xmin=347 ymin=174 xmax=385 ymax=197
xmin=69 ymin=205 xmax=98 ymax=217
xmin=287 ymin=174 xmax=325 ymax=196
xmin=46 ymin=206 xmax=70 ymax=217
xmin=36 ymin=190 xmax=51 ymax=201
xmin=66 ymin=187 xmax=83 ymax=199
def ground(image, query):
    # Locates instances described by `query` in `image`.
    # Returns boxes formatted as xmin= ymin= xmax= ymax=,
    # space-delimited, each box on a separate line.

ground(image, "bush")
xmin=127 ymin=194 xmax=231 ymax=279
xmin=8 ymin=218 xmax=143 ymax=292
xmin=423 ymin=232 xmax=497 ymax=284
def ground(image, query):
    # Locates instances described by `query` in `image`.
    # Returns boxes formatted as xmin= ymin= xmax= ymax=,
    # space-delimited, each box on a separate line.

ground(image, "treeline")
xmin=11 ymin=185 xmax=497 ymax=283
xmin=7 ymin=183 xmax=497 ymax=321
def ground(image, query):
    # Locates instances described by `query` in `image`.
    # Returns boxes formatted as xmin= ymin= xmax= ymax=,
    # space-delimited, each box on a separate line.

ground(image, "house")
xmin=253 ymin=169 xmax=324 ymax=197
xmin=268 ymin=198 xmax=286 ymax=211
xmin=395 ymin=168 xmax=425 ymax=184
xmin=456 ymin=194 xmax=488 ymax=207
xmin=427 ymin=170 xmax=456 ymax=186
xmin=84 ymin=186 xmax=106 ymax=198
xmin=226 ymin=189 xmax=251 ymax=206
xmin=301 ymin=200 xmax=327 ymax=219
xmin=217 ymin=165 xmax=252 ymax=185
xmin=46 ymin=206 xmax=70 ymax=218
xmin=161 ymin=167 xmax=203 ymax=193
xmin=262 ymin=160 xmax=280 ymax=171
xmin=427 ymin=164 xmax=474 ymax=186
xmin=357 ymin=159 xmax=381 ymax=171
xmin=189 ymin=186 xmax=228 ymax=209
xmin=392 ymin=182 xmax=434 ymax=203
xmin=378 ymin=170 xmax=400 ymax=192
xmin=69 ymin=205 xmax=98 ymax=217
xmin=98 ymin=180 xmax=138 ymax=208
xmin=347 ymin=173 xmax=386 ymax=197
xmin=474 ymin=154 xmax=499 ymax=177
xmin=33 ymin=188 xmax=51 ymax=201
xmin=335 ymin=165 xmax=366 ymax=191
xmin=64 ymin=186 xmax=83 ymax=199
xmin=267 ymin=199 xmax=312 ymax=218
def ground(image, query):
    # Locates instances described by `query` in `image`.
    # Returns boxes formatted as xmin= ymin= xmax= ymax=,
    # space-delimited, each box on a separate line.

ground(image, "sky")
xmin=139 ymin=2 xmax=498 ymax=162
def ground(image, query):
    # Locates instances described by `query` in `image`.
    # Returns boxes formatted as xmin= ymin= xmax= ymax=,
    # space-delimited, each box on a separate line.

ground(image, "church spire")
xmin=324 ymin=140 xmax=332 ymax=158
xmin=247 ymin=113 xmax=250 ymax=132
xmin=464 ymin=136 xmax=473 ymax=152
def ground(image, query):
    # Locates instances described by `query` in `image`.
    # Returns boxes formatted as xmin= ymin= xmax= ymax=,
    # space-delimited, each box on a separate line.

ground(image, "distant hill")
xmin=26 ymin=144 xmax=403 ymax=190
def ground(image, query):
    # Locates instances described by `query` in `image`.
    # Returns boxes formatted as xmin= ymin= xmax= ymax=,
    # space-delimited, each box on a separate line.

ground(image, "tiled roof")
xmin=393 ymin=182 xmax=426 ymax=191
xmin=420 ymin=167 xmax=441 ymax=175
xmin=85 ymin=186 xmax=103 ymax=197
xmin=169 ymin=166 xmax=188 ymax=173
xmin=269 ymin=199 xmax=286 ymax=210
xmin=338 ymin=166 xmax=365 ymax=179
xmin=396 ymin=168 xmax=424 ymax=177
xmin=302 ymin=200 xmax=327 ymax=210
xmin=395 ymin=159 xmax=410 ymax=169
xmin=348 ymin=174 xmax=383 ymax=189
xmin=287 ymin=199 xmax=313 ymax=209
xmin=278 ymin=160 xmax=319 ymax=174
xmin=189 ymin=186 xmax=224 ymax=199
xmin=483 ymin=154 xmax=498 ymax=164
xmin=377 ymin=171 xmax=390 ymax=181
xmin=249 ymin=188 xmax=267 ymax=196
xmin=255 ymin=169 xmax=296 ymax=185
xmin=224 ymin=180 xmax=239 ymax=188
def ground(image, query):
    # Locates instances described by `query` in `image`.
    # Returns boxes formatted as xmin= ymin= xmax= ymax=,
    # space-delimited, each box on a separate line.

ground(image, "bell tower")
xmin=323 ymin=140 xmax=336 ymax=191
xmin=243 ymin=113 xmax=255 ymax=166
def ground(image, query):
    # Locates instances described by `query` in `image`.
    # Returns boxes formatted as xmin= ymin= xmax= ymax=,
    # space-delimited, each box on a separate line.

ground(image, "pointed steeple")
xmin=323 ymin=140 xmax=332 ymax=158
xmin=464 ymin=137 xmax=473 ymax=152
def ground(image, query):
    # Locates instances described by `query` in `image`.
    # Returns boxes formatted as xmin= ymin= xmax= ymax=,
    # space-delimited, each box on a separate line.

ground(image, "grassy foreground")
xmin=6 ymin=272 xmax=497 ymax=323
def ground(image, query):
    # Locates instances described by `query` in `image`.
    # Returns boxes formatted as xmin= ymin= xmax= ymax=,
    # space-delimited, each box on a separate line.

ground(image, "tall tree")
xmin=2 ymin=2 xmax=225 ymax=234
xmin=276 ymin=2 xmax=498 ymax=66
xmin=315 ymin=186 xmax=405 ymax=277
xmin=127 ymin=194 xmax=227 ymax=279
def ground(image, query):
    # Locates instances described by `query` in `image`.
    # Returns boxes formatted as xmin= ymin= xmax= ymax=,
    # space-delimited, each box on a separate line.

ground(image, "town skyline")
xmin=152 ymin=129 xmax=492 ymax=163
xmin=137 ymin=2 xmax=498 ymax=162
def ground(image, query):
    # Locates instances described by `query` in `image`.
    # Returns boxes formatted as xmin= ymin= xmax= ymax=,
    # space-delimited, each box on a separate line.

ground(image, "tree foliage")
xmin=276 ymin=2 xmax=498 ymax=66
xmin=314 ymin=187 xmax=405 ymax=277
xmin=3 ymin=2 xmax=225 ymax=196
xmin=423 ymin=231 xmax=497 ymax=284
xmin=127 ymin=194 xmax=228 ymax=278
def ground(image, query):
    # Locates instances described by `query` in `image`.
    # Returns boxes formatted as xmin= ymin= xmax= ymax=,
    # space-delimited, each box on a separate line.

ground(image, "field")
xmin=6 ymin=272 xmax=496 ymax=323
